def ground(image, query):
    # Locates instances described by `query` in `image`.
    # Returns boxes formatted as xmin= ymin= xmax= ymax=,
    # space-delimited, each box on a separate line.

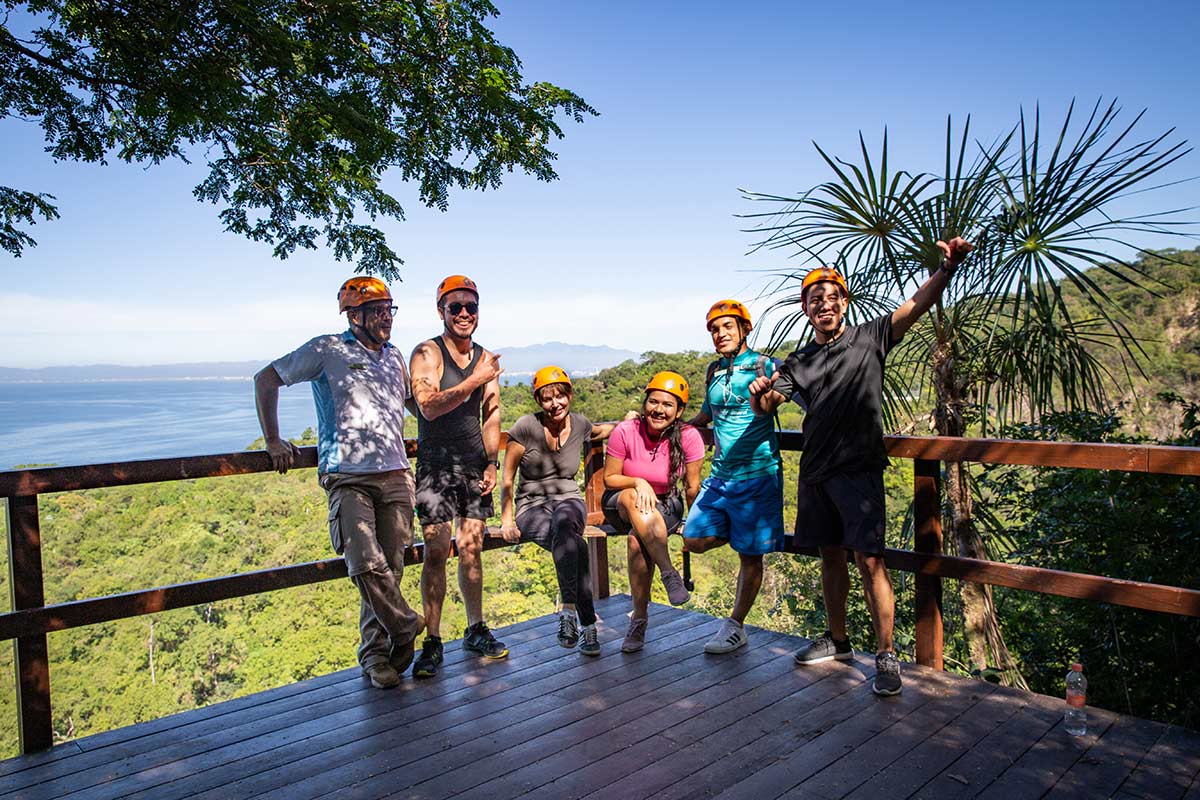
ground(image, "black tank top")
xmin=416 ymin=337 xmax=487 ymax=470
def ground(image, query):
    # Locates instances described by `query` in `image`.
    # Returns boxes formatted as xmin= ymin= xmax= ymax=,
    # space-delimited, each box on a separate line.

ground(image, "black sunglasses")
xmin=444 ymin=301 xmax=479 ymax=316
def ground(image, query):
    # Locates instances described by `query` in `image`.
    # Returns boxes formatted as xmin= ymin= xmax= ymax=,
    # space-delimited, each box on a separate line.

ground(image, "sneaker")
xmin=412 ymin=636 xmax=444 ymax=678
xmin=579 ymin=624 xmax=601 ymax=657
xmin=557 ymin=613 xmax=580 ymax=649
xmin=661 ymin=568 xmax=690 ymax=606
xmin=364 ymin=662 xmax=400 ymax=689
xmin=793 ymin=631 xmax=853 ymax=665
xmin=463 ymin=622 xmax=509 ymax=659
xmin=873 ymin=651 xmax=903 ymax=696
xmin=621 ymin=617 xmax=648 ymax=653
xmin=704 ymin=617 xmax=749 ymax=654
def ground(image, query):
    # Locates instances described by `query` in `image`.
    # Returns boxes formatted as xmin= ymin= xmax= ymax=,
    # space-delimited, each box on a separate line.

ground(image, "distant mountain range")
xmin=0 ymin=341 xmax=640 ymax=383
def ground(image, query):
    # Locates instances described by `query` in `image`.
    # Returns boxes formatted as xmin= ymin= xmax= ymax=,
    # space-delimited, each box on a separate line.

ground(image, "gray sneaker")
xmin=579 ymin=624 xmax=601 ymax=657
xmin=661 ymin=568 xmax=690 ymax=606
xmin=621 ymin=617 xmax=648 ymax=652
xmin=793 ymin=630 xmax=853 ymax=665
xmin=873 ymin=651 xmax=903 ymax=696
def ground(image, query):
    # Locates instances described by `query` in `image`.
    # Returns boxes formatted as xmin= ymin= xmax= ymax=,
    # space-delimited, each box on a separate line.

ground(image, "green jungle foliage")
xmin=0 ymin=250 xmax=1197 ymax=753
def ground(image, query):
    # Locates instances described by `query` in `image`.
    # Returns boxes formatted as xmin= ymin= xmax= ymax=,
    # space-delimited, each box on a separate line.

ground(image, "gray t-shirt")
xmin=773 ymin=314 xmax=898 ymax=483
xmin=509 ymin=411 xmax=594 ymax=517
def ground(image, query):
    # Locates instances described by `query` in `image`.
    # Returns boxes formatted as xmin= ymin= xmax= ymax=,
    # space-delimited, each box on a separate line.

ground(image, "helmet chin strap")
xmin=350 ymin=315 xmax=385 ymax=349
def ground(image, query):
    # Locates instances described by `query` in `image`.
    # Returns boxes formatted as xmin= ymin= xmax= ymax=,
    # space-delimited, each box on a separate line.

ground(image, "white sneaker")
xmin=704 ymin=617 xmax=748 ymax=654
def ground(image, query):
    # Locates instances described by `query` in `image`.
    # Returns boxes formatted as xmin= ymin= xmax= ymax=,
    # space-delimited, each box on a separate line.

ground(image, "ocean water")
xmin=0 ymin=380 xmax=318 ymax=470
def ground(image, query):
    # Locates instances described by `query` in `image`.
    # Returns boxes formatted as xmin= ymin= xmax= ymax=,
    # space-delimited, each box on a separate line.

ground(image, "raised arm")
xmin=254 ymin=365 xmax=300 ymax=473
xmin=409 ymin=340 xmax=503 ymax=421
xmin=499 ymin=438 xmax=525 ymax=543
xmin=891 ymin=237 xmax=973 ymax=340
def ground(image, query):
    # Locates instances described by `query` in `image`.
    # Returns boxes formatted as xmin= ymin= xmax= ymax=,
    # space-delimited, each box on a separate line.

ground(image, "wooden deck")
xmin=0 ymin=596 xmax=1197 ymax=800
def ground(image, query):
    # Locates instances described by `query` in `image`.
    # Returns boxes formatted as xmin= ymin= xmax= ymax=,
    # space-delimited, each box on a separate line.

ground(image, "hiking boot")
xmin=704 ymin=617 xmax=749 ymax=654
xmin=557 ymin=613 xmax=580 ymax=649
xmin=412 ymin=636 xmax=444 ymax=678
xmin=621 ymin=616 xmax=648 ymax=653
xmin=579 ymin=624 xmax=601 ymax=657
xmin=364 ymin=662 xmax=400 ymax=689
xmin=873 ymin=651 xmax=903 ymax=696
xmin=661 ymin=568 xmax=690 ymax=606
xmin=463 ymin=622 xmax=509 ymax=659
xmin=794 ymin=630 xmax=853 ymax=665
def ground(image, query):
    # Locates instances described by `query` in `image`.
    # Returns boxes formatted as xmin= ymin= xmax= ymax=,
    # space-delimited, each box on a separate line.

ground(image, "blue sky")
xmin=2 ymin=0 xmax=1197 ymax=367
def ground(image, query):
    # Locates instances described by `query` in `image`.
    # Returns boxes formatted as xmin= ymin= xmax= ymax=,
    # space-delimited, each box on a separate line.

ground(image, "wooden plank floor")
xmin=0 ymin=595 xmax=1197 ymax=800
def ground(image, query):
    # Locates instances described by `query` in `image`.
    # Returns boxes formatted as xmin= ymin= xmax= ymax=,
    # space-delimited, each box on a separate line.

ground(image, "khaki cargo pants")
xmin=322 ymin=469 xmax=423 ymax=670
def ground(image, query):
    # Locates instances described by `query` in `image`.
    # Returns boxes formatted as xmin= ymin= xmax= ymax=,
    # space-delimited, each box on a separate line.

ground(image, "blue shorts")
xmin=683 ymin=472 xmax=785 ymax=555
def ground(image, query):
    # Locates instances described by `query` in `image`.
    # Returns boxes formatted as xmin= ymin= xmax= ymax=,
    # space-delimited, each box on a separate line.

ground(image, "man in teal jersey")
xmin=684 ymin=299 xmax=784 ymax=654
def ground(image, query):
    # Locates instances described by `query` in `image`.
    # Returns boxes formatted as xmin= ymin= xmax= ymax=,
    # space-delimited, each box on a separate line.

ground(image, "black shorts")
xmin=415 ymin=464 xmax=494 ymax=525
xmin=794 ymin=471 xmax=886 ymax=555
xmin=601 ymin=488 xmax=685 ymax=535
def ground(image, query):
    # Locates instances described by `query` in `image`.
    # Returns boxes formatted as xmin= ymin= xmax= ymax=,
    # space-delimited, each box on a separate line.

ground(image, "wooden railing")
xmin=1 ymin=432 xmax=1199 ymax=753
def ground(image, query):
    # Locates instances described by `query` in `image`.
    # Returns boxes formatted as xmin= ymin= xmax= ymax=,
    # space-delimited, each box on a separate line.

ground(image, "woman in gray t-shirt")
xmin=500 ymin=366 xmax=615 ymax=656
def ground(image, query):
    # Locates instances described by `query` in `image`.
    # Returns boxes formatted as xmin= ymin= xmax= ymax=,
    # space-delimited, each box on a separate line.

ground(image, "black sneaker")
xmin=793 ymin=630 xmax=853 ymax=665
xmin=412 ymin=636 xmax=443 ymax=678
xmin=873 ymin=651 xmax=903 ymax=696
xmin=463 ymin=622 xmax=509 ymax=659
xmin=579 ymin=624 xmax=600 ymax=657
xmin=557 ymin=613 xmax=580 ymax=649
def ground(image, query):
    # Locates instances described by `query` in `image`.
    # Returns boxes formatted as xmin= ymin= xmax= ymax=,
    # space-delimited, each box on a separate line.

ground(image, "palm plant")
xmin=743 ymin=99 xmax=1191 ymax=685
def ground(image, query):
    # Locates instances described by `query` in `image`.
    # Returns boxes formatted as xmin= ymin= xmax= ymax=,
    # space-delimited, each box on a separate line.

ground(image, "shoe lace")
xmin=877 ymin=652 xmax=900 ymax=675
xmin=627 ymin=617 xmax=647 ymax=638
xmin=472 ymin=622 xmax=494 ymax=641
xmin=582 ymin=626 xmax=598 ymax=646
xmin=558 ymin=615 xmax=576 ymax=638
xmin=420 ymin=639 xmax=439 ymax=659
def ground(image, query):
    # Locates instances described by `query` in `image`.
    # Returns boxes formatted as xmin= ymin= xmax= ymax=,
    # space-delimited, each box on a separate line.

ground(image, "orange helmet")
xmin=800 ymin=267 xmax=848 ymax=303
xmin=706 ymin=299 xmax=752 ymax=329
xmin=645 ymin=371 xmax=689 ymax=406
xmin=436 ymin=274 xmax=479 ymax=305
xmin=338 ymin=277 xmax=392 ymax=313
xmin=532 ymin=365 xmax=571 ymax=396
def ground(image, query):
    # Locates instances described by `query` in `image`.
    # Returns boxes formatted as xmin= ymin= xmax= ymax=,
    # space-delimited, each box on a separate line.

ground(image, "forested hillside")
xmin=0 ymin=249 xmax=1196 ymax=754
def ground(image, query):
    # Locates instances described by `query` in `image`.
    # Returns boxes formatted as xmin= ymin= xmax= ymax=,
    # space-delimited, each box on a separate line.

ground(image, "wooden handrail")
xmin=2 ymin=431 xmax=1199 ymax=753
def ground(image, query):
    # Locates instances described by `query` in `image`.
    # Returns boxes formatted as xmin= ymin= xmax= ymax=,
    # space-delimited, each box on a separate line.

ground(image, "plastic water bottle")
xmin=1065 ymin=662 xmax=1088 ymax=736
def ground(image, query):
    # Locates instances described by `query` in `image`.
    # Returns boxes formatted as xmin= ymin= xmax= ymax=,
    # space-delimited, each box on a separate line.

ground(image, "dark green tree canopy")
xmin=0 ymin=0 xmax=596 ymax=276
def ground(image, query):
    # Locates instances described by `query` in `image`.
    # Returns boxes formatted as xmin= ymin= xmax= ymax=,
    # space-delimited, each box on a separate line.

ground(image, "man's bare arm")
xmin=254 ymin=366 xmax=300 ymax=473
xmin=891 ymin=237 xmax=974 ymax=341
xmin=409 ymin=340 xmax=503 ymax=420
xmin=478 ymin=373 xmax=502 ymax=493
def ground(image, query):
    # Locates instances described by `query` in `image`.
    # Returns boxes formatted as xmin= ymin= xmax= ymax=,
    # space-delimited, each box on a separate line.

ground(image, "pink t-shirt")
xmin=606 ymin=418 xmax=705 ymax=495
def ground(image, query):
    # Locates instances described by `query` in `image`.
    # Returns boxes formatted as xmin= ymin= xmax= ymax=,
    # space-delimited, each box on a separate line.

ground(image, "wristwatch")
xmin=488 ymin=459 xmax=500 ymax=468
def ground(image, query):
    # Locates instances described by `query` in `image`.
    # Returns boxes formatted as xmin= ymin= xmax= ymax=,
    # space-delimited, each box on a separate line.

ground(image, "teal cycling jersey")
xmin=701 ymin=348 xmax=782 ymax=481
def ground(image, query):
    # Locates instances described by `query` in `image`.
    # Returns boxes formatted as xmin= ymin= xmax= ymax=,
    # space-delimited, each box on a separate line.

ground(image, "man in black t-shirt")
xmin=751 ymin=237 xmax=972 ymax=696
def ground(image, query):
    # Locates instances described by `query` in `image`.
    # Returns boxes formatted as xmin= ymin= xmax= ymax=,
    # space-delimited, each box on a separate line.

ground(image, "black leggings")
xmin=517 ymin=498 xmax=596 ymax=626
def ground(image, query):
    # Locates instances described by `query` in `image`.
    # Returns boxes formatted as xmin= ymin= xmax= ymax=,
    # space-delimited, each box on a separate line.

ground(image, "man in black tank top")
xmin=409 ymin=275 xmax=508 ymax=674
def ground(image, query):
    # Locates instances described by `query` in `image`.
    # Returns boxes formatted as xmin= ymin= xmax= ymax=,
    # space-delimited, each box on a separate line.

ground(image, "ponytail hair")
xmin=665 ymin=418 xmax=686 ymax=499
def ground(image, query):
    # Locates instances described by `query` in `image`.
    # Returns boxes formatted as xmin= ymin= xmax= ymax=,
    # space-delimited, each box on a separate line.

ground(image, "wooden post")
xmin=7 ymin=495 xmax=53 ymax=752
xmin=583 ymin=442 xmax=610 ymax=600
xmin=913 ymin=459 xmax=944 ymax=670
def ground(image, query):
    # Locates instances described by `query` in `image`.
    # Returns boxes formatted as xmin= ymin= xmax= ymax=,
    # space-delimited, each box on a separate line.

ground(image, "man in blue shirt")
xmin=685 ymin=299 xmax=784 ymax=654
xmin=254 ymin=276 xmax=423 ymax=691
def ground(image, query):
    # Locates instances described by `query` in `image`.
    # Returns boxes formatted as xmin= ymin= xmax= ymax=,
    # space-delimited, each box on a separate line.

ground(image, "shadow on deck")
xmin=1 ymin=597 xmax=1198 ymax=800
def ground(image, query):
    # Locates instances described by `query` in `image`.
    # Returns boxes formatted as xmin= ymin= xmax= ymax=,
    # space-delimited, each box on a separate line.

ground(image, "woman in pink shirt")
xmin=603 ymin=371 xmax=704 ymax=652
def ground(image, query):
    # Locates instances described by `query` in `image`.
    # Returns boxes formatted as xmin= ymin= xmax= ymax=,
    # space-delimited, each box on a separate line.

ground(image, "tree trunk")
xmin=931 ymin=339 xmax=1028 ymax=689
